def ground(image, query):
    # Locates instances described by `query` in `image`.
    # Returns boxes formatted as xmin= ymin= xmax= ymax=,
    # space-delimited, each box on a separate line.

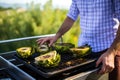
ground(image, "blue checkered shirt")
xmin=67 ymin=0 xmax=120 ymax=52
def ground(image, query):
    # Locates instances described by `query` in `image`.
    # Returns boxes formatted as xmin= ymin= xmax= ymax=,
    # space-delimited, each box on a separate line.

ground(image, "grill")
xmin=0 ymin=35 xmax=102 ymax=80
xmin=14 ymin=51 xmax=97 ymax=78
xmin=0 ymin=51 xmax=100 ymax=80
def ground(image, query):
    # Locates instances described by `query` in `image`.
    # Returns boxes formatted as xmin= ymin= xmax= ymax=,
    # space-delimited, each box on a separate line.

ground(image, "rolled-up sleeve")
xmin=115 ymin=0 xmax=120 ymax=21
xmin=67 ymin=0 xmax=79 ymax=21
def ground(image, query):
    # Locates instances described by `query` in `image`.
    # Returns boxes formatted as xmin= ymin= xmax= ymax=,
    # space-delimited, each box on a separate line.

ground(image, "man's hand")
xmin=96 ymin=50 xmax=115 ymax=74
xmin=36 ymin=36 xmax=58 ymax=47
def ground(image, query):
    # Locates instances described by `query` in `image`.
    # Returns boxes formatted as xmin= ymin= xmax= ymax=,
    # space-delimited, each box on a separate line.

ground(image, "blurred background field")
xmin=0 ymin=0 xmax=80 ymax=53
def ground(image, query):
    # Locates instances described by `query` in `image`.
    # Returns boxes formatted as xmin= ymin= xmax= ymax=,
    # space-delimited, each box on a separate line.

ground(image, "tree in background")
xmin=0 ymin=0 xmax=80 ymax=53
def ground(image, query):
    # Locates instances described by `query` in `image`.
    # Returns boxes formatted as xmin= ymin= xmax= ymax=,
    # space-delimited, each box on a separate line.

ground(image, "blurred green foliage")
xmin=0 ymin=0 xmax=80 ymax=53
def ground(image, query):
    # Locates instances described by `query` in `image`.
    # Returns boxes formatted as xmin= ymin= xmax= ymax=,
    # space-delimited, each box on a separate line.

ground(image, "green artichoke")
xmin=16 ymin=47 xmax=35 ymax=58
xmin=54 ymin=43 xmax=75 ymax=54
xmin=35 ymin=51 xmax=61 ymax=68
xmin=35 ymin=45 xmax=49 ymax=54
xmin=70 ymin=46 xmax=91 ymax=58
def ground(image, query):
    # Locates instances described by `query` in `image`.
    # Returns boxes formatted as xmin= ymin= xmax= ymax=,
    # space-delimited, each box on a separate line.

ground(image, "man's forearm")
xmin=55 ymin=16 xmax=75 ymax=39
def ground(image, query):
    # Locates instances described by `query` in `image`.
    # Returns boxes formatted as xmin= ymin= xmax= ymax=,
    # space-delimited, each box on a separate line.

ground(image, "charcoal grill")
xmin=0 ymin=51 xmax=99 ymax=80
xmin=14 ymin=51 xmax=98 ymax=78
xmin=0 ymin=34 xmax=105 ymax=80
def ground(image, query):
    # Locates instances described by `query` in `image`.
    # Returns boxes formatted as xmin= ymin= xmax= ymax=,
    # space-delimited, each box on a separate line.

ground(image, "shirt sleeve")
xmin=115 ymin=0 xmax=120 ymax=21
xmin=67 ymin=0 xmax=79 ymax=21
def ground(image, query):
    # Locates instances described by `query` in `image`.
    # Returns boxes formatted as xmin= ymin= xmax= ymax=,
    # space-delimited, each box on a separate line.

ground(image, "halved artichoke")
xmin=54 ymin=43 xmax=75 ymax=54
xmin=35 ymin=45 xmax=49 ymax=54
xmin=34 ymin=51 xmax=61 ymax=68
xmin=16 ymin=47 xmax=35 ymax=58
xmin=70 ymin=46 xmax=91 ymax=58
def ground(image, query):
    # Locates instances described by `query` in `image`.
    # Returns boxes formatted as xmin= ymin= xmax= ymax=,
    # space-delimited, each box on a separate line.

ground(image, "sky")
xmin=0 ymin=0 xmax=72 ymax=9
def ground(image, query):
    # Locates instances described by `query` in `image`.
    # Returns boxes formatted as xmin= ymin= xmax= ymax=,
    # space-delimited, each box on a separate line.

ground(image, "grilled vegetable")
xmin=35 ymin=51 xmax=61 ymax=68
xmin=35 ymin=45 xmax=49 ymax=54
xmin=54 ymin=43 xmax=75 ymax=54
xmin=70 ymin=46 xmax=91 ymax=58
xmin=16 ymin=47 xmax=35 ymax=58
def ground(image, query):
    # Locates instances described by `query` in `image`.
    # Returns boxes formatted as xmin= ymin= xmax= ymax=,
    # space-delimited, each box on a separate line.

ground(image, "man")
xmin=37 ymin=0 xmax=120 ymax=80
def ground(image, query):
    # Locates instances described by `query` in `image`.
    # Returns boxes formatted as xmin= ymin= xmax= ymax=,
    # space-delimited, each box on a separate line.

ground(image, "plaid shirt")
xmin=67 ymin=0 xmax=120 ymax=52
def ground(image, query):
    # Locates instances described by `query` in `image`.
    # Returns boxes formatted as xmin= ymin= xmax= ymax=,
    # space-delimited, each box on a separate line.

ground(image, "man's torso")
xmin=67 ymin=0 xmax=120 ymax=52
